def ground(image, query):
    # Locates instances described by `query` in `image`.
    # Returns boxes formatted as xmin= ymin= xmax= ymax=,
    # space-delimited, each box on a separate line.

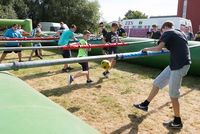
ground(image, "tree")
xmin=124 ymin=10 xmax=148 ymax=19
xmin=0 ymin=0 xmax=100 ymax=32
xmin=0 ymin=5 xmax=17 ymax=19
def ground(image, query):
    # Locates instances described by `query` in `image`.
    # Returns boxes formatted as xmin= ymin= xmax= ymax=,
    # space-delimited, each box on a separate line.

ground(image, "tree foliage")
xmin=124 ymin=10 xmax=148 ymax=19
xmin=0 ymin=0 xmax=100 ymax=32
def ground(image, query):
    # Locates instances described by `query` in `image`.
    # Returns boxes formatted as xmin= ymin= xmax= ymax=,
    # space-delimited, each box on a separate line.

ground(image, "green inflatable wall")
xmin=0 ymin=72 xmax=100 ymax=134
xmin=0 ymin=19 xmax=32 ymax=32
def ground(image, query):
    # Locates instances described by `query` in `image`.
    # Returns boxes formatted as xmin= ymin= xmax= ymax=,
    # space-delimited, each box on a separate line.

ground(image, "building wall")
xmin=177 ymin=0 xmax=200 ymax=33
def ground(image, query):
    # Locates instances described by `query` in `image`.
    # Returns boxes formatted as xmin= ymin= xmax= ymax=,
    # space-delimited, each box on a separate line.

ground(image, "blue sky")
xmin=93 ymin=0 xmax=178 ymax=22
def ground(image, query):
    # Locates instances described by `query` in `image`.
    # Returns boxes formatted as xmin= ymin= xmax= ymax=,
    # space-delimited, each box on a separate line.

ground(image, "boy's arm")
xmin=142 ymin=41 xmax=165 ymax=52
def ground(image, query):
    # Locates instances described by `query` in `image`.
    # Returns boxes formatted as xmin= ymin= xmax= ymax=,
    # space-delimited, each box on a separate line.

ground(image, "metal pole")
xmin=0 ymin=51 xmax=169 ymax=71
xmin=0 ymin=40 xmax=154 ymax=51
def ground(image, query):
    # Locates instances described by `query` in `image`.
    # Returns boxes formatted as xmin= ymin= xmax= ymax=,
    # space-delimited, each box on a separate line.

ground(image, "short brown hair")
xmin=12 ymin=24 xmax=18 ymax=27
xmin=152 ymin=24 xmax=157 ymax=28
xmin=161 ymin=21 xmax=174 ymax=29
xmin=70 ymin=24 xmax=77 ymax=29
xmin=112 ymin=23 xmax=118 ymax=28
xmin=83 ymin=30 xmax=91 ymax=35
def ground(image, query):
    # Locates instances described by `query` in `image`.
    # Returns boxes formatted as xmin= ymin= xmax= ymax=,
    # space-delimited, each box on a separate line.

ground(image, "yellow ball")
xmin=101 ymin=60 xmax=111 ymax=70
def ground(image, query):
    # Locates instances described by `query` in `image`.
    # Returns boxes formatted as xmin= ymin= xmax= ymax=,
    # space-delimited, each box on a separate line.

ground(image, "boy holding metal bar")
xmin=68 ymin=30 xmax=93 ymax=85
xmin=58 ymin=24 xmax=77 ymax=72
xmin=103 ymin=22 xmax=121 ymax=78
xmin=134 ymin=21 xmax=191 ymax=129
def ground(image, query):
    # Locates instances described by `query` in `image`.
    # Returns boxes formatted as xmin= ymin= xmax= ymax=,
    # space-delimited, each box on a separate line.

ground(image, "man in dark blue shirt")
xmin=133 ymin=21 xmax=191 ymax=129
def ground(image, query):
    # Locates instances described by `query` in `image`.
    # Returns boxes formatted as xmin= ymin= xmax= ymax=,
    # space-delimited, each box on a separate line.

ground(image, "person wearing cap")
xmin=134 ymin=21 xmax=191 ymax=129
xmin=151 ymin=24 xmax=161 ymax=39
xmin=68 ymin=30 xmax=93 ymax=85
xmin=0 ymin=24 xmax=23 ymax=63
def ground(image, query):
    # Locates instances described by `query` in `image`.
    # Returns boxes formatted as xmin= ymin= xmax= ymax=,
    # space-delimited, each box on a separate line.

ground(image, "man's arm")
xmin=142 ymin=41 xmax=165 ymax=52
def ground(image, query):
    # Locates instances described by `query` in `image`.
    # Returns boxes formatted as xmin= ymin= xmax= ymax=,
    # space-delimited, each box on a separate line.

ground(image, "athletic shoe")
xmin=133 ymin=103 xmax=148 ymax=112
xmin=38 ymin=55 xmax=43 ymax=59
xmin=86 ymin=79 xmax=93 ymax=84
xmin=163 ymin=120 xmax=183 ymax=129
xmin=103 ymin=71 xmax=110 ymax=78
xmin=68 ymin=75 xmax=74 ymax=85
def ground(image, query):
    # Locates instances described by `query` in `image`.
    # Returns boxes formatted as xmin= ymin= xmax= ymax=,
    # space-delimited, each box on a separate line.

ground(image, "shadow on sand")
xmin=40 ymin=77 xmax=105 ymax=97
xmin=111 ymin=89 xmax=193 ymax=134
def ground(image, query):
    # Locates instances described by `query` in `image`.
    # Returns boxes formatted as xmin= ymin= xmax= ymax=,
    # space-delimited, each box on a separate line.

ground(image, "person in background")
xmin=68 ymin=30 xmax=93 ymax=85
xmin=18 ymin=25 xmax=30 ymax=37
xmin=117 ymin=23 xmax=126 ymax=37
xmin=146 ymin=30 xmax=152 ymax=38
xmin=134 ymin=21 xmax=191 ymax=129
xmin=98 ymin=22 xmax=107 ymax=38
xmin=185 ymin=26 xmax=194 ymax=41
xmin=194 ymin=25 xmax=200 ymax=41
xmin=0 ymin=24 xmax=23 ymax=63
xmin=102 ymin=23 xmax=121 ymax=78
xmin=31 ymin=23 xmax=43 ymax=57
xmin=17 ymin=25 xmax=24 ymax=34
xmin=98 ymin=22 xmax=108 ymax=55
xmin=56 ymin=22 xmax=68 ymax=36
xmin=58 ymin=24 xmax=77 ymax=72
xmin=29 ymin=29 xmax=43 ymax=61
xmin=180 ymin=24 xmax=186 ymax=33
xmin=151 ymin=24 xmax=161 ymax=39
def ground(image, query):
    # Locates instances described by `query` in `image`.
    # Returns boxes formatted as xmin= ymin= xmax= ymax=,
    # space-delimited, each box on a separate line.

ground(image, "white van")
xmin=40 ymin=22 xmax=69 ymax=32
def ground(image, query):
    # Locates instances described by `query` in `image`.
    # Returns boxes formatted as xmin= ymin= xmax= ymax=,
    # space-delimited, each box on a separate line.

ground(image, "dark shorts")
xmin=79 ymin=62 xmax=89 ymax=71
xmin=3 ymin=46 xmax=21 ymax=54
xmin=60 ymin=50 xmax=71 ymax=58
xmin=108 ymin=47 xmax=117 ymax=54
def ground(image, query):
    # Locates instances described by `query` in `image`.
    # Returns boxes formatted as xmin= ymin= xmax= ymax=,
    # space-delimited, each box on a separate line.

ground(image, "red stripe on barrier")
xmin=0 ymin=37 xmax=59 ymax=41
xmin=62 ymin=43 xmax=128 ymax=50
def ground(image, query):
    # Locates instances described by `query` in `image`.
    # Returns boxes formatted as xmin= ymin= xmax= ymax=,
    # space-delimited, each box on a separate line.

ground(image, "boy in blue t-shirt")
xmin=58 ymin=24 xmax=77 ymax=72
xmin=0 ymin=24 xmax=23 ymax=63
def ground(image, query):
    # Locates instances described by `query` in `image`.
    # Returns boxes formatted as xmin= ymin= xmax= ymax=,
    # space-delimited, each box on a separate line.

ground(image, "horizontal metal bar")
xmin=0 ymin=51 xmax=170 ymax=71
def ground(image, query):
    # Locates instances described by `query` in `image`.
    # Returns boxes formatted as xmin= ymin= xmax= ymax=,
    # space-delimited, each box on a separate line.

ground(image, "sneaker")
xmin=163 ymin=120 xmax=183 ymax=129
xmin=133 ymin=103 xmax=148 ymax=112
xmin=86 ymin=79 xmax=93 ymax=84
xmin=38 ymin=55 xmax=43 ymax=59
xmin=68 ymin=75 xmax=74 ymax=85
xmin=103 ymin=71 xmax=110 ymax=78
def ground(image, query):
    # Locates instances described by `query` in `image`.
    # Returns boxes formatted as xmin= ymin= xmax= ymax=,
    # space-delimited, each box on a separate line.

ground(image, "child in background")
xmin=103 ymin=23 xmax=121 ymax=78
xmin=68 ymin=30 xmax=93 ymax=85
xmin=29 ymin=28 xmax=43 ymax=61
